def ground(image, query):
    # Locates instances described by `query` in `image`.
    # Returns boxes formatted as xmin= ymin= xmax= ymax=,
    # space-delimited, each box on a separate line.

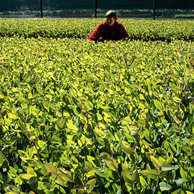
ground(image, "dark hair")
xmin=105 ymin=10 xmax=117 ymax=20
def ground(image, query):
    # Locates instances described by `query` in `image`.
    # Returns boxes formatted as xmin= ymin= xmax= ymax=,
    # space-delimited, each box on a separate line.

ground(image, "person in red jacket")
xmin=89 ymin=10 xmax=130 ymax=42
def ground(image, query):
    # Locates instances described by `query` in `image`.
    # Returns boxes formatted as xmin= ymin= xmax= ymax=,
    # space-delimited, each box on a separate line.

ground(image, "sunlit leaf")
xmin=159 ymin=182 xmax=172 ymax=191
xmin=0 ymin=151 xmax=9 ymax=168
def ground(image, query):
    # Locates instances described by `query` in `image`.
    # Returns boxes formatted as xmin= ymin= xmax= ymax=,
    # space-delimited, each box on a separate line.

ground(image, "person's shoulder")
xmin=116 ymin=21 xmax=125 ymax=26
xmin=98 ymin=21 xmax=106 ymax=26
xmin=96 ymin=21 xmax=106 ymax=28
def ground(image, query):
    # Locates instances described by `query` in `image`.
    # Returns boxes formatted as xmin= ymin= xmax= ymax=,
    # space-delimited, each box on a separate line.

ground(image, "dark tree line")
xmin=1 ymin=0 xmax=194 ymax=12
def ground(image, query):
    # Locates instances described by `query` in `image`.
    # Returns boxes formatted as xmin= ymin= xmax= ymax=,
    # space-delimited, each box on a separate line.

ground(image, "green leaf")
xmin=85 ymin=101 xmax=93 ymax=111
xmin=122 ymin=171 xmax=134 ymax=181
xmin=150 ymin=155 xmax=160 ymax=170
xmin=120 ymin=141 xmax=135 ymax=155
xmin=117 ymin=191 xmax=124 ymax=194
xmin=44 ymin=162 xmax=58 ymax=179
xmin=27 ymin=167 xmax=37 ymax=176
xmin=140 ymin=176 xmax=147 ymax=187
xmin=0 ymin=151 xmax=9 ymax=168
xmin=131 ymin=130 xmax=138 ymax=136
xmin=173 ymin=97 xmax=181 ymax=103
xmin=156 ymin=148 xmax=167 ymax=155
xmin=99 ymin=152 xmax=111 ymax=161
xmin=171 ymin=189 xmax=185 ymax=194
xmin=20 ymin=173 xmax=37 ymax=183
xmin=105 ymin=168 xmax=114 ymax=179
xmin=144 ymin=128 xmax=151 ymax=142
xmin=15 ymin=176 xmax=23 ymax=185
xmin=94 ymin=168 xmax=106 ymax=178
xmin=154 ymin=100 xmax=164 ymax=111
xmin=105 ymin=161 xmax=117 ymax=171
xmin=159 ymin=182 xmax=172 ymax=191
xmin=128 ymin=125 xmax=138 ymax=131
xmin=0 ymin=172 xmax=5 ymax=184
xmin=182 ymin=146 xmax=193 ymax=153
xmin=87 ymin=169 xmax=95 ymax=178
xmin=55 ymin=174 xmax=68 ymax=187
xmin=38 ymin=140 xmax=47 ymax=150
xmin=86 ymin=178 xmax=96 ymax=193
xmin=56 ymin=117 xmax=66 ymax=129
xmin=165 ymin=155 xmax=173 ymax=164
xmin=56 ymin=110 xmax=62 ymax=117
xmin=141 ymin=169 xmax=158 ymax=179
xmin=97 ymin=113 xmax=103 ymax=121
xmin=186 ymin=191 xmax=194 ymax=194
xmin=8 ymin=166 xmax=17 ymax=179
xmin=44 ymin=162 xmax=57 ymax=172
xmin=77 ymin=189 xmax=85 ymax=194
xmin=180 ymin=167 xmax=188 ymax=182
xmin=84 ymin=161 xmax=93 ymax=171
xmin=67 ymin=120 xmax=78 ymax=132
xmin=163 ymin=128 xmax=170 ymax=137
xmin=174 ymin=179 xmax=184 ymax=186
xmin=71 ymin=188 xmax=77 ymax=194
xmin=160 ymin=164 xmax=175 ymax=171
xmin=3 ymin=184 xmax=19 ymax=193
xmin=37 ymin=181 xmax=46 ymax=190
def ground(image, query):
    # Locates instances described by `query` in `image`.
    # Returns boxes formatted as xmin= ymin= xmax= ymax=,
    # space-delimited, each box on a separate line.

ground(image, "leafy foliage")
xmin=0 ymin=18 xmax=194 ymax=42
xmin=0 ymin=28 xmax=194 ymax=193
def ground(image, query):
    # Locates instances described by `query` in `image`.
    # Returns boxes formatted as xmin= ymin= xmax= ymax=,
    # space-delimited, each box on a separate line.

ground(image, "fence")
xmin=0 ymin=0 xmax=194 ymax=18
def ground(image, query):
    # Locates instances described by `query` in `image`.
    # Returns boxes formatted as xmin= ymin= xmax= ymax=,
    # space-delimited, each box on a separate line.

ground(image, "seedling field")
xmin=0 ymin=19 xmax=194 ymax=194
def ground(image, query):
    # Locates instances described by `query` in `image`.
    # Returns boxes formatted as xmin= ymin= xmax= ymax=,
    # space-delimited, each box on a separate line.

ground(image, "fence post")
xmin=40 ymin=0 xmax=43 ymax=18
xmin=95 ymin=0 xmax=97 ymax=18
xmin=153 ymin=0 xmax=156 ymax=20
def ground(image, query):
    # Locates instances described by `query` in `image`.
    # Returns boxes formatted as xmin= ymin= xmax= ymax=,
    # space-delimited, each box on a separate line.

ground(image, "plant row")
xmin=0 ymin=18 xmax=194 ymax=41
xmin=0 ymin=37 xmax=194 ymax=193
xmin=1 ymin=8 xmax=194 ymax=18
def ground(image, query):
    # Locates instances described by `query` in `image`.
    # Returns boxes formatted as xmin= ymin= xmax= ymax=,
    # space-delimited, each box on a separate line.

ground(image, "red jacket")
xmin=89 ymin=21 xmax=130 ymax=42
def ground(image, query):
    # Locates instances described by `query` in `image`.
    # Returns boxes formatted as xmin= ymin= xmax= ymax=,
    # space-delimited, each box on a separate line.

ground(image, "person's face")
xmin=106 ymin=17 xmax=116 ymax=26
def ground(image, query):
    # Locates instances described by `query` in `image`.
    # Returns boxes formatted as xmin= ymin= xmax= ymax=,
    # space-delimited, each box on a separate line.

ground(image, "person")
xmin=89 ymin=10 xmax=130 ymax=42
